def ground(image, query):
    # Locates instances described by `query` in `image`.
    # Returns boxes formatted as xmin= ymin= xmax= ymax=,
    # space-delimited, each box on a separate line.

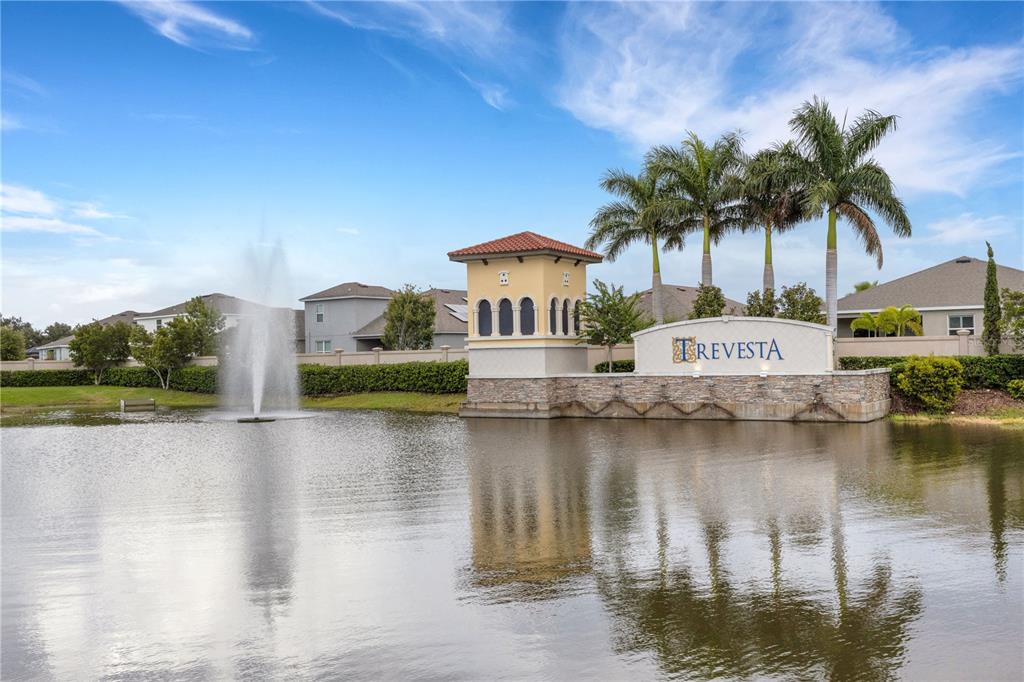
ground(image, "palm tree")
xmin=850 ymin=312 xmax=881 ymax=337
xmin=886 ymin=305 xmax=922 ymax=336
xmin=586 ymin=167 xmax=673 ymax=324
xmin=738 ymin=145 xmax=806 ymax=292
xmin=785 ymin=98 xmax=911 ymax=332
xmin=648 ymin=131 xmax=745 ymax=287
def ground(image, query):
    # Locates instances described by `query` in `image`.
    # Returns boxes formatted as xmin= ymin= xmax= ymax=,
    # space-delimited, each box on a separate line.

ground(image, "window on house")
xmin=549 ymin=299 xmax=558 ymax=334
xmin=561 ymin=299 xmax=570 ymax=336
xmin=573 ymin=300 xmax=581 ymax=335
xmin=477 ymin=300 xmax=492 ymax=336
xmin=315 ymin=303 xmax=325 ymax=323
xmin=316 ymin=340 xmax=332 ymax=353
xmin=498 ymin=298 xmax=514 ymax=336
xmin=948 ymin=314 xmax=975 ymax=336
xmin=156 ymin=319 xmax=162 ymax=328
xmin=520 ymin=298 xmax=535 ymax=335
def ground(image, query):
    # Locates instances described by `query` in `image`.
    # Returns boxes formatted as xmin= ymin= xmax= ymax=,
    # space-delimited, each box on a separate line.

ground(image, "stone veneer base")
xmin=460 ymin=369 xmax=891 ymax=423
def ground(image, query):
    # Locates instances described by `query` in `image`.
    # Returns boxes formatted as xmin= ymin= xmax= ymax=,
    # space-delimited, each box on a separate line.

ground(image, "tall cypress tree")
xmin=982 ymin=241 xmax=1002 ymax=355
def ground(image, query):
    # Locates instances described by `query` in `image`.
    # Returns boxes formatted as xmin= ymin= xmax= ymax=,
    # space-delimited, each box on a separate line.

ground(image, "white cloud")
xmin=0 ymin=215 xmax=106 ymax=237
xmin=1 ymin=184 xmax=58 ymax=215
xmin=71 ymin=202 xmax=129 ymax=220
xmin=920 ymin=213 xmax=1014 ymax=245
xmin=1 ymin=113 xmax=25 ymax=131
xmin=2 ymin=71 xmax=47 ymax=97
xmin=557 ymin=2 xmax=1023 ymax=195
xmin=458 ymin=71 xmax=512 ymax=110
xmin=119 ymin=1 xmax=253 ymax=50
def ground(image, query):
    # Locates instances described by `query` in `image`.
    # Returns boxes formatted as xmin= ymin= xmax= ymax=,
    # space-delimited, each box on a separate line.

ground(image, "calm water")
xmin=2 ymin=413 xmax=1022 ymax=680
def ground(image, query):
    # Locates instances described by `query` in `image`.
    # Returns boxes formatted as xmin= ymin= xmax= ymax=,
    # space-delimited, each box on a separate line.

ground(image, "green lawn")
xmin=0 ymin=386 xmax=464 ymax=416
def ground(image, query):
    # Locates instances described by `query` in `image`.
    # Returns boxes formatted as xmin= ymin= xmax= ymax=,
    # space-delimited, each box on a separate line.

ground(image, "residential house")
xmin=836 ymin=256 xmax=1024 ymax=338
xmin=637 ymin=284 xmax=746 ymax=322
xmin=34 ymin=310 xmax=139 ymax=361
xmin=350 ymin=288 xmax=469 ymax=350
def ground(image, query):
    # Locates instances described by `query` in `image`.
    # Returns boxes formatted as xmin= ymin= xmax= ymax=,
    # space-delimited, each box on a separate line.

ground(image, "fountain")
xmin=219 ymin=240 xmax=301 ymax=422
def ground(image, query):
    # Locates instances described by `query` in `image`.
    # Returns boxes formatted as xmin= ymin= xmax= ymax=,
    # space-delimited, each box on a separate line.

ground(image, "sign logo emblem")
xmin=672 ymin=336 xmax=697 ymax=363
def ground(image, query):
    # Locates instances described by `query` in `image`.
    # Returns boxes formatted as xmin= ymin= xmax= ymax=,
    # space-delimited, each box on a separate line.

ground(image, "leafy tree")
xmin=1 ymin=325 xmax=27 ymax=360
xmin=184 ymin=296 xmax=226 ymax=356
xmin=744 ymin=288 xmax=778 ymax=318
xmin=586 ymin=165 xmax=674 ymax=324
xmin=0 ymin=315 xmax=43 ymax=348
xmin=688 ymin=284 xmax=727 ymax=319
xmin=737 ymin=146 xmax=806 ymax=291
xmin=382 ymin=285 xmax=434 ymax=350
xmin=578 ymin=280 xmax=650 ymax=372
xmin=43 ymin=322 xmax=73 ymax=343
xmin=851 ymin=280 xmax=877 ymax=294
xmin=785 ymin=97 xmax=911 ymax=331
xmin=129 ymin=319 xmax=195 ymax=389
xmin=778 ymin=282 xmax=826 ymax=324
xmin=1001 ymin=288 xmax=1024 ymax=352
xmin=982 ymin=242 xmax=1002 ymax=355
xmin=648 ymin=131 xmax=745 ymax=287
xmin=69 ymin=321 xmax=132 ymax=384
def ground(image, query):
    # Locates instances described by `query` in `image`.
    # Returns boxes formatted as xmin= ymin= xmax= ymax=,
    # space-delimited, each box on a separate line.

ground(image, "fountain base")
xmin=237 ymin=417 xmax=276 ymax=423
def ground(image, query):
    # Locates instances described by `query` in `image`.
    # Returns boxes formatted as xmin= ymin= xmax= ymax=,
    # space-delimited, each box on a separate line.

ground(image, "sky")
xmin=2 ymin=0 xmax=1022 ymax=326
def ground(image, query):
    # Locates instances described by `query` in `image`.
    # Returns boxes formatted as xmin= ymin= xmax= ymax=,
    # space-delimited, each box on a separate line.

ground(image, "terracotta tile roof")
xmin=448 ymin=231 xmax=603 ymax=262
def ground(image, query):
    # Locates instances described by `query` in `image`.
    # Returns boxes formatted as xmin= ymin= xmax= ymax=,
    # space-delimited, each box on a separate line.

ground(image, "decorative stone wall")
xmin=462 ymin=369 xmax=890 ymax=422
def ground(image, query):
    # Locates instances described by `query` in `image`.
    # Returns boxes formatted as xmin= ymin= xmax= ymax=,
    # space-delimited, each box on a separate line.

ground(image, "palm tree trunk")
xmin=826 ymin=208 xmax=838 ymax=332
xmin=651 ymin=234 xmax=664 ymax=325
xmin=701 ymin=214 xmax=712 ymax=286
xmin=763 ymin=221 xmax=774 ymax=292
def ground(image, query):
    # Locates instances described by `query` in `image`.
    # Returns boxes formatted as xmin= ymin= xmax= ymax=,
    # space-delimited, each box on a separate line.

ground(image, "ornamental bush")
xmin=894 ymin=356 xmax=964 ymax=413
xmin=1007 ymin=379 xmax=1024 ymax=401
xmin=0 ymin=369 xmax=93 ymax=387
xmin=838 ymin=355 xmax=1024 ymax=390
xmin=594 ymin=360 xmax=635 ymax=373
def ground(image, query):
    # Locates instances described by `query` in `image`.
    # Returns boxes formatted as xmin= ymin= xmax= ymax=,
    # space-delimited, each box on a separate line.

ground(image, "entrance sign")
xmin=633 ymin=317 xmax=834 ymax=374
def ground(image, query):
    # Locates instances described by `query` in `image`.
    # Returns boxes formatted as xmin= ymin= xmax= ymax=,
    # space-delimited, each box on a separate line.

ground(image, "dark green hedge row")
xmin=1 ymin=361 xmax=466 ymax=395
xmin=594 ymin=360 xmax=636 ymax=373
xmin=299 ymin=360 xmax=468 ymax=395
xmin=0 ymin=369 xmax=93 ymax=387
xmin=838 ymin=355 xmax=1024 ymax=390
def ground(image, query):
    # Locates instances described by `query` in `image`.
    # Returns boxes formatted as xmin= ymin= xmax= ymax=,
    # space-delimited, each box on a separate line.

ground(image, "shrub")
xmin=0 ymin=369 xmax=93 ymax=387
xmin=744 ymin=288 xmax=777 ymax=318
xmin=839 ymin=355 xmax=1024 ymax=390
xmin=894 ymin=356 xmax=964 ymax=413
xmin=1007 ymin=379 xmax=1024 ymax=401
xmin=298 ymin=360 xmax=468 ymax=395
xmin=594 ymin=360 xmax=635 ymax=373
xmin=777 ymin=282 xmax=825 ymax=324
xmin=689 ymin=284 xmax=726 ymax=319
xmin=168 ymin=366 xmax=217 ymax=393
xmin=102 ymin=367 xmax=162 ymax=388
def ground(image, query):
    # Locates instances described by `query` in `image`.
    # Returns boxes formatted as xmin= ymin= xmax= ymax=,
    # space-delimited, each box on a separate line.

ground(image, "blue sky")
xmin=2 ymin=1 xmax=1022 ymax=326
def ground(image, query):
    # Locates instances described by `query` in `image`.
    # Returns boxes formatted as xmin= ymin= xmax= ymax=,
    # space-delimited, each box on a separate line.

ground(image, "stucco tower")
xmin=448 ymin=231 xmax=603 ymax=377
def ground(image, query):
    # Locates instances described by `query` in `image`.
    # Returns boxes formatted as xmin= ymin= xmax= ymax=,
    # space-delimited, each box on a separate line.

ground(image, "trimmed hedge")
xmin=299 ymin=360 xmax=467 ymax=395
xmin=894 ymin=357 xmax=964 ymax=413
xmin=839 ymin=354 xmax=1024 ymax=390
xmin=1 ymin=361 xmax=465 ymax=395
xmin=0 ymin=369 xmax=93 ymax=387
xmin=594 ymin=360 xmax=636 ymax=373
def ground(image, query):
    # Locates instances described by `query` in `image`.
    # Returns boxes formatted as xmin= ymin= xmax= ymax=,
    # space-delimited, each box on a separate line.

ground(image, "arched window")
xmin=477 ymin=300 xmax=492 ymax=336
xmin=573 ymin=300 xmax=581 ymax=335
xmin=549 ymin=298 xmax=558 ymax=335
xmin=562 ymin=299 xmax=570 ymax=336
xmin=498 ymin=298 xmax=514 ymax=336
xmin=520 ymin=298 xmax=535 ymax=335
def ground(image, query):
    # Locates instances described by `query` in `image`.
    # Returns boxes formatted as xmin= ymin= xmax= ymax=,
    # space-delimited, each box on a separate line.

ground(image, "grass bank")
xmin=0 ymin=386 xmax=464 ymax=418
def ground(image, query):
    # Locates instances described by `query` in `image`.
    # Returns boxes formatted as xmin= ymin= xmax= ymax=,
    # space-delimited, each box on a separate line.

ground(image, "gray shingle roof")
xmin=837 ymin=256 xmax=1024 ymax=312
xmin=300 ymin=282 xmax=395 ymax=301
xmin=136 ymin=293 xmax=265 ymax=318
xmin=636 ymin=284 xmax=746 ymax=321
xmin=35 ymin=310 xmax=139 ymax=349
xmin=352 ymin=288 xmax=469 ymax=338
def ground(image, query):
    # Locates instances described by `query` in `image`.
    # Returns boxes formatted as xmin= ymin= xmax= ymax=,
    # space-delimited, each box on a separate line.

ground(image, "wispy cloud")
xmin=2 ymin=71 xmax=47 ymax=98
xmin=1 ymin=113 xmax=25 ymax=131
xmin=458 ymin=71 xmax=512 ymax=110
xmin=119 ymin=1 xmax=254 ymax=50
xmin=0 ymin=184 xmax=124 ymax=241
xmin=557 ymin=2 xmax=1023 ymax=195
xmin=921 ymin=213 xmax=1014 ymax=245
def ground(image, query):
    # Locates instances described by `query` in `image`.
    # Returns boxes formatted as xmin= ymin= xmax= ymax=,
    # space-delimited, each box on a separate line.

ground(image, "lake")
xmin=2 ymin=412 xmax=1022 ymax=680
